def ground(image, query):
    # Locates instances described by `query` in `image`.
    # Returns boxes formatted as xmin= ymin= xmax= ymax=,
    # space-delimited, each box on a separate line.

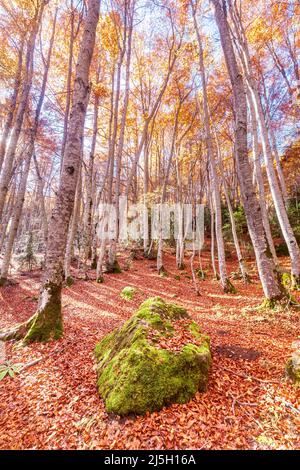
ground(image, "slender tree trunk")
xmin=228 ymin=0 xmax=300 ymax=286
xmin=0 ymin=182 xmax=16 ymax=253
xmin=211 ymin=0 xmax=285 ymax=302
xmin=0 ymin=3 xmax=45 ymax=222
xmin=262 ymin=80 xmax=289 ymax=205
xmin=60 ymin=0 xmax=76 ymax=172
xmin=246 ymin=92 xmax=278 ymax=264
xmin=192 ymin=1 xmax=234 ymax=292
xmin=156 ymin=103 xmax=180 ymax=275
xmin=0 ymin=37 xmax=24 ymax=173
xmin=0 ymin=7 xmax=57 ymax=284
xmin=65 ymin=170 xmax=82 ymax=283
xmin=83 ymin=93 xmax=99 ymax=275
xmin=33 ymin=154 xmax=48 ymax=247
xmin=215 ymin=131 xmax=249 ymax=283
xmin=0 ymin=154 xmax=31 ymax=282
xmin=209 ymin=188 xmax=218 ymax=279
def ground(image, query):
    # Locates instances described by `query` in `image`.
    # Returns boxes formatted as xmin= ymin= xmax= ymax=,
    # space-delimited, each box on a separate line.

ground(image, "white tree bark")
xmin=192 ymin=0 xmax=234 ymax=292
xmin=0 ymin=3 xmax=45 ymax=222
xmin=211 ymin=0 xmax=285 ymax=301
xmin=227 ymin=0 xmax=300 ymax=285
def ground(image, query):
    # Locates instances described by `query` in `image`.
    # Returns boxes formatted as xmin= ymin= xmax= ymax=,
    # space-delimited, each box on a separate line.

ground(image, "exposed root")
xmin=223 ymin=278 xmax=237 ymax=294
xmin=0 ymin=315 xmax=35 ymax=342
xmin=105 ymin=260 xmax=122 ymax=274
xmin=258 ymin=295 xmax=300 ymax=312
xmin=158 ymin=266 xmax=168 ymax=277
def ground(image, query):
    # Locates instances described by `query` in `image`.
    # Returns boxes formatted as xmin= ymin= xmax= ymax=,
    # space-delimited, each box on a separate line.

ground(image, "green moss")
xmin=259 ymin=298 xmax=279 ymax=310
xmin=224 ymin=278 xmax=237 ymax=294
xmin=95 ymin=297 xmax=211 ymax=416
xmin=121 ymin=286 xmax=137 ymax=301
xmin=281 ymin=272 xmax=292 ymax=290
xmin=65 ymin=276 xmax=74 ymax=287
xmin=23 ymin=282 xmax=63 ymax=344
xmin=188 ymin=321 xmax=201 ymax=340
xmin=106 ymin=260 xmax=122 ymax=274
xmin=196 ymin=269 xmax=206 ymax=280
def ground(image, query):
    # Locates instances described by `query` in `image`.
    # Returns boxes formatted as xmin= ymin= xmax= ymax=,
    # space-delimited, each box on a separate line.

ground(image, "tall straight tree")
xmin=0 ymin=0 xmax=101 ymax=343
xmin=210 ymin=0 xmax=285 ymax=303
xmin=191 ymin=0 xmax=234 ymax=293
xmin=0 ymin=36 xmax=24 ymax=174
xmin=0 ymin=1 xmax=46 ymax=222
xmin=0 ymin=7 xmax=58 ymax=284
xmin=227 ymin=0 xmax=300 ymax=287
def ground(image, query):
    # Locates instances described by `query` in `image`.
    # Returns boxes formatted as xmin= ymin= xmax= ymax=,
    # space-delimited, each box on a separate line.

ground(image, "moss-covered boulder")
xmin=120 ymin=286 xmax=137 ymax=301
xmin=94 ymin=297 xmax=211 ymax=416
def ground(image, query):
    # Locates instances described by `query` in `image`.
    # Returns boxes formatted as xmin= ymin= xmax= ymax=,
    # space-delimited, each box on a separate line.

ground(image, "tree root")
xmin=258 ymin=295 xmax=300 ymax=311
xmin=242 ymin=272 xmax=251 ymax=284
xmin=158 ymin=266 xmax=168 ymax=277
xmin=223 ymin=278 xmax=237 ymax=294
xmin=0 ymin=315 xmax=35 ymax=342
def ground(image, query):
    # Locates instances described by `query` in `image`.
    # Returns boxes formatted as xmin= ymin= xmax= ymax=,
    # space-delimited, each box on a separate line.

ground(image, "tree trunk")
xmin=0 ymin=37 xmax=24 ymax=173
xmin=211 ymin=0 xmax=285 ymax=302
xmin=246 ymin=92 xmax=278 ymax=264
xmin=0 ymin=0 xmax=100 ymax=343
xmin=0 ymin=7 xmax=57 ymax=284
xmin=227 ymin=0 xmax=300 ymax=286
xmin=0 ymin=3 xmax=45 ymax=222
xmin=83 ymin=93 xmax=99 ymax=275
xmin=0 ymin=154 xmax=31 ymax=282
xmin=192 ymin=0 xmax=234 ymax=293
xmin=215 ymin=131 xmax=249 ymax=283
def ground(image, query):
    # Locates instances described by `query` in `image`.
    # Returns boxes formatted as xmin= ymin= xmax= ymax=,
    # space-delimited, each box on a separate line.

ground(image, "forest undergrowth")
xmin=0 ymin=249 xmax=299 ymax=450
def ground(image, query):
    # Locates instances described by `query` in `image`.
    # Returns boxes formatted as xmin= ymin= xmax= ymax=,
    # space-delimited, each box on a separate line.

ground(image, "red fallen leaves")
xmin=147 ymin=319 xmax=202 ymax=352
xmin=0 ymin=251 xmax=299 ymax=450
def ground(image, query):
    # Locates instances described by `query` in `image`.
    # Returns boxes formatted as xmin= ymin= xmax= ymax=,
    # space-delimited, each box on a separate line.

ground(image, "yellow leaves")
xmin=271 ymin=2 xmax=288 ymax=18
xmin=99 ymin=12 xmax=121 ymax=60
xmin=92 ymin=82 xmax=109 ymax=100
xmin=247 ymin=17 xmax=270 ymax=44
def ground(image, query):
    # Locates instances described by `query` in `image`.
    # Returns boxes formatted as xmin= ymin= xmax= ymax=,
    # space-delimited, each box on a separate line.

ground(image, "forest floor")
xmin=0 ymin=246 xmax=299 ymax=450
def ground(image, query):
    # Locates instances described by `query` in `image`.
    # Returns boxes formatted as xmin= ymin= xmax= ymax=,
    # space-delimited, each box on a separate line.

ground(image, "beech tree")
xmin=210 ymin=0 xmax=286 ymax=302
xmin=0 ymin=0 xmax=101 ymax=342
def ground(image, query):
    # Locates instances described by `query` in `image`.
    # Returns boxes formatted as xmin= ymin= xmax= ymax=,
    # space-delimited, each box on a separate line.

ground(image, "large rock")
xmin=95 ymin=297 xmax=211 ymax=416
